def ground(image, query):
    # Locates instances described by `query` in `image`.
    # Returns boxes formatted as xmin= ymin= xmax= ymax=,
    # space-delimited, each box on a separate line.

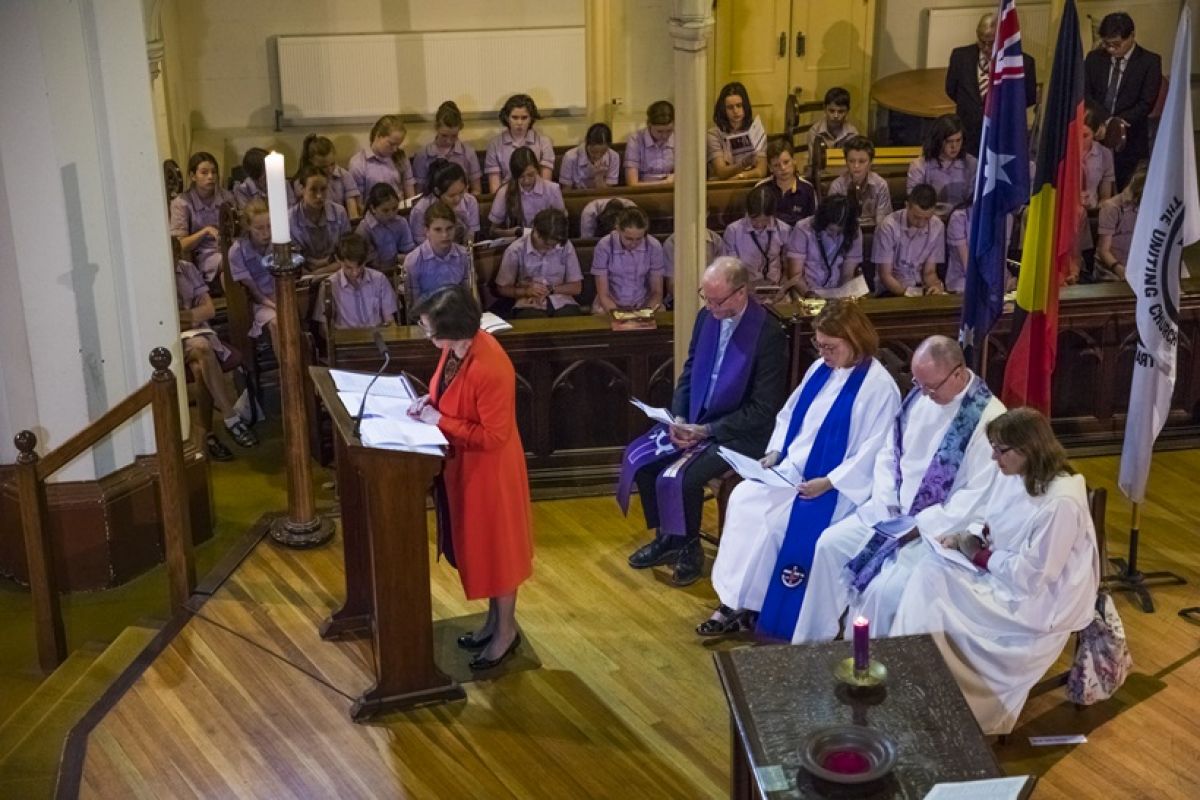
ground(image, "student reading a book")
xmin=706 ymin=82 xmax=767 ymax=180
xmin=493 ymin=208 xmax=583 ymax=318
xmin=782 ymin=195 xmax=867 ymax=299
xmin=590 ymin=206 xmax=665 ymax=315
xmin=722 ymin=184 xmax=791 ymax=289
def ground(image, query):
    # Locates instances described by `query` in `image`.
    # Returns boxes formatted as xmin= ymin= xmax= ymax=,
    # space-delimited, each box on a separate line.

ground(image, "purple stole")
xmin=616 ymin=302 xmax=767 ymax=536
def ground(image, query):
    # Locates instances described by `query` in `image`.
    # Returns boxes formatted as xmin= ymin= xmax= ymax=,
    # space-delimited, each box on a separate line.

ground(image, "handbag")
xmin=1066 ymin=592 xmax=1132 ymax=705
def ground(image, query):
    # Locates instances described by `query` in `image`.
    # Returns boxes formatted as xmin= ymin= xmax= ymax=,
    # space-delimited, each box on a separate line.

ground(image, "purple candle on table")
xmin=852 ymin=616 xmax=870 ymax=672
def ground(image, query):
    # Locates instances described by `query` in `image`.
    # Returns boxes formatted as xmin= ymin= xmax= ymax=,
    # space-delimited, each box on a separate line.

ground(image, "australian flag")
xmin=958 ymin=0 xmax=1031 ymax=366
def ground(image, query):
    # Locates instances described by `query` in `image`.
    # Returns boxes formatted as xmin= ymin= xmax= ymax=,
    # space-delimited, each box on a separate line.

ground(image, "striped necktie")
xmin=978 ymin=52 xmax=990 ymax=99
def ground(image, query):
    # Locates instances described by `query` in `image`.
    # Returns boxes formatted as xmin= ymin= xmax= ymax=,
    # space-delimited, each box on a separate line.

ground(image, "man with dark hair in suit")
xmin=616 ymin=257 xmax=788 ymax=587
xmin=945 ymin=12 xmax=1038 ymax=157
xmin=1084 ymin=12 xmax=1162 ymax=190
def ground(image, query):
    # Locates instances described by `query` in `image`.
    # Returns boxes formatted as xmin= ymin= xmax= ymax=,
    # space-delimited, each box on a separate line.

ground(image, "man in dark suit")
xmin=945 ymin=13 xmax=1038 ymax=156
xmin=1084 ymin=12 xmax=1162 ymax=190
xmin=617 ymin=257 xmax=788 ymax=586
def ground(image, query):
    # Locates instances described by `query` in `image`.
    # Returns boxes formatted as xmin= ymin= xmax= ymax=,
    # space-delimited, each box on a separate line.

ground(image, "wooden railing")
xmin=13 ymin=348 xmax=194 ymax=672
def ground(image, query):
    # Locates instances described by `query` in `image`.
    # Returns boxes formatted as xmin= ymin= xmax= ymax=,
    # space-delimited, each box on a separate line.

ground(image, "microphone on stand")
xmin=352 ymin=329 xmax=391 ymax=439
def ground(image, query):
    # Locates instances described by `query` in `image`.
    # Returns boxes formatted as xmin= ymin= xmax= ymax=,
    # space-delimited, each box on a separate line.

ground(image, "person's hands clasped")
xmin=797 ymin=476 xmax=832 ymax=499
xmin=669 ymin=417 xmax=707 ymax=449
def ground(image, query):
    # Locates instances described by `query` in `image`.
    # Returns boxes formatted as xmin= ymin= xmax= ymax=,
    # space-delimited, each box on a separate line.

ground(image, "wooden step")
xmin=0 ymin=625 xmax=159 ymax=795
xmin=0 ymin=643 xmax=104 ymax=763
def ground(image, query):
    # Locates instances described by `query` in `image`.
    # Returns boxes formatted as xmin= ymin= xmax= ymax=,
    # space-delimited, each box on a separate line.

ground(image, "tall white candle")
xmin=264 ymin=151 xmax=290 ymax=244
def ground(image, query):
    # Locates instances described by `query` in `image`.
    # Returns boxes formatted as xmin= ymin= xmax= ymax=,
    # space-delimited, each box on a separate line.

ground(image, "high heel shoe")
xmin=468 ymin=633 xmax=521 ymax=671
xmin=456 ymin=631 xmax=493 ymax=650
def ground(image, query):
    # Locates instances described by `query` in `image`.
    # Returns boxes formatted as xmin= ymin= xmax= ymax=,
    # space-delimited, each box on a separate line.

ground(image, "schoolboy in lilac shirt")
xmin=805 ymin=87 xmax=859 ymax=157
xmin=873 ymin=184 xmax=947 ymax=296
xmin=625 ymin=100 xmax=676 ymax=185
xmin=327 ymin=233 xmax=398 ymax=328
xmin=590 ymin=207 xmax=665 ymax=313
xmin=827 ymin=137 xmax=893 ymax=226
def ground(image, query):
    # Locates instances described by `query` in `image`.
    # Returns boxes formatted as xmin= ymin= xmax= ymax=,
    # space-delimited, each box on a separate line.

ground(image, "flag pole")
xmin=1105 ymin=499 xmax=1187 ymax=613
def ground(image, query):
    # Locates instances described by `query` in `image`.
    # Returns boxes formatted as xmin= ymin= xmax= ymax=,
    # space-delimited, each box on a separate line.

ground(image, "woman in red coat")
xmin=409 ymin=286 xmax=533 ymax=670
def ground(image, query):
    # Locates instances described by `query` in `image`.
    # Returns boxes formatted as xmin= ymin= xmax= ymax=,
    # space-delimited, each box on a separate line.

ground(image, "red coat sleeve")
xmin=437 ymin=350 xmax=516 ymax=452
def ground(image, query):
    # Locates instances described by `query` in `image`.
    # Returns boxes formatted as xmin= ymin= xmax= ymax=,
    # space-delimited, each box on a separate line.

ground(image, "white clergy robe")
xmin=792 ymin=373 xmax=1005 ymax=643
xmin=712 ymin=359 xmax=900 ymax=621
xmin=892 ymin=472 xmax=1099 ymax=734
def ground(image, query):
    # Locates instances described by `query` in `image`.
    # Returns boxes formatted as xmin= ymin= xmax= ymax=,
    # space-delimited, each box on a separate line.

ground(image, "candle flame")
xmin=853 ymin=616 xmax=868 ymax=626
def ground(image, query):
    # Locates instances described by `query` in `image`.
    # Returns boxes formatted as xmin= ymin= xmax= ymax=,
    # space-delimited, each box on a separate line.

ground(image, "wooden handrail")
xmin=13 ymin=347 xmax=194 ymax=672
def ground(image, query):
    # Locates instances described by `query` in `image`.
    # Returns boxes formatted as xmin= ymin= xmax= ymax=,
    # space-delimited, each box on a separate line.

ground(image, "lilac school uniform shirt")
xmin=495 ymin=234 xmax=583 ymax=311
xmin=403 ymin=241 xmax=472 ymax=306
xmin=1080 ymin=144 xmax=1115 ymax=209
xmin=624 ymin=128 xmax=675 ymax=181
xmin=233 ymin=176 xmax=294 ymax=210
xmin=558 ymin=144 xmax=620 ymax=189
xmin=722 ymin=217 xmax=792 ymax=284
xmin=873 ymin=209 xmax=946 ymax=293
xmin=329 ymin=267 xmax=398 ymax=328
xmin=293 ymin=165 xmax=360 ymax=211
xmin=409 ymin=193 xmax=481 ymax=244
xmin=906 ymin=155 xmax=978 ymax=207
xmin=175 ymin=260 xmax=232 ymax=359
xmin=1097 ymin=195 xmax=1137 ymax=264
xmin=229 ymin=236 xmax=275 ymax=299
xmin=827 ymin=171 xmax=894 ymax=225
xmin=579 ymin=197 xmax=635 ymax=238
xmin=787 ymin=217 xmax=864 ymax=292
xmin=348 ymin=148 xmax=414 ymax=199
xmin=288 ymin=201 xmax=350 ymax=262
xmin=805 ymin=119 xmax=860 ymax=154
xmin=487 ymin=177 xmax=565 ymax=228
xmin=412 ymin=139 xmax=483 ymax=191
xmin=169 ymin=186 xmax=236 ymax=280
xmin=484 ymin=129 xmax=556 ymax=181
xmin=591 ymin=232 xmax=665 ymax=309
xmin=754 ymin=176 xmax=817 ymax=226
xmin=945 ymin=206 xmax=972 ymax=293
xmin=663 ymin=230 xmax=725 ymax=279
xmin=354 ymin=211 xmax=415 ymax=268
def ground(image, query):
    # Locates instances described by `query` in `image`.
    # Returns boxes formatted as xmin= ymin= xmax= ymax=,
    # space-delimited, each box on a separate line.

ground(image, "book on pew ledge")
xmin=610 ymin=308 xmax=657 ymax=331
xmin=480 ymin=312 xmax=512 ymax=334
xmin=923 ymin=775 xmax=1035 ymax=799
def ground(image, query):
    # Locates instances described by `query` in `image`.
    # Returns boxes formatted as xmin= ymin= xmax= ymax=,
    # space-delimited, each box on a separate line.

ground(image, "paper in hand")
xmin=920 ymin=527 xmax=982 ymax=573
xmin=629 ymin=398 xmax=676 ymax=427
xmin=717 ymin=447 xmax=795 ymax=489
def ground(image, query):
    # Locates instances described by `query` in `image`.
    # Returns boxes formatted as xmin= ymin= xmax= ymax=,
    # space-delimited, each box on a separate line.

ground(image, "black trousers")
xmin=634 ymin=446 xmax=730 ymax=540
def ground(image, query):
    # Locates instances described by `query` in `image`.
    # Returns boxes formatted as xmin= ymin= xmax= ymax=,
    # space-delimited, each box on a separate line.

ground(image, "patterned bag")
xmin=1066 ymin=592 xmax=1132 ymax=705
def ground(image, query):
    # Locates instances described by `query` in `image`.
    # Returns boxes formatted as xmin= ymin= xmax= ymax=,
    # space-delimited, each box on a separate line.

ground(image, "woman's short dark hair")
xmin=336 ymin=232 xmax=369 ymax=265
xmin=423 ymin=199 xmax=458 ymax=228
xmin=415 ymin=285 xmax=481 ymax=340
xmin=923 ymin=114 xmax=967 ymax=161
xmin=713 ymin=82 xmax=754 ymax=132
xmin=987 ymin=407 xmax=1076 ymax=496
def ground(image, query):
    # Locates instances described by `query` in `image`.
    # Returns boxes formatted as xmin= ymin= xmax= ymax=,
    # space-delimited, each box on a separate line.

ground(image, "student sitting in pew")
xmin=229 ymin=199 xmax=281 ymax=356
xmin=722 ymin=184 xmax=792 ymax=291
xmin=494 ymin=208 xmax=583 ymax=318
xmin=560 ymin=122 xmax=621 ymax=190
xmin=413 ymin=101 xmax=483 ymax=195
xmin=410 ymin=160 xmax=480 ymax=245
xmin=327 ymin=233 xmax=398 ymax=329
xmin=1075 ymin=109 xmax=1116 ymax=282
xmin=707 ymin=81 xmax=767 ymax=180
xmin=485 ymin=94 xmax=556 ymax=192
xmin=945 ymin=200 xmax=972 ymax=294
xmin=169 ymin=151 xmax=235 ymax=283
xmin=1095 ymin=168 xmax=1147 ymax=281
xmin=591 ymin=206 xmax=665 ymax=315
xmin=874 ymin=184 xmax=947 ymax=297
xmin=827 ymin=137 xmax=894 ymax=226
xmin=403 ymin=201 xmax=474 ymax=308
xmin=233 ymin=147 xmax=293 ymax=211
xmin=487 ymin=147 xmax=566 ymax=239
xmin=294 ymin=134 xmax=362 ymax=220
xmin=355 ymin=183 xmax=415 ymax=271
xmin=755 ymin=139 xmax=816 ymax=226
xmin=782 ymin=195 xmax=867 ymax=299
xmin=349 ymin=115 xmax=415 ymax=202
xmin=806 ymin=87 xmax=860 ymax=156
xmin=289 ymin=165 xmax=351 ymax=272
xmin=907 ymin=114 xmax=977 ymax=209
xmin=625 ymin=100 xmax=675 ymax=185
xmin=580 ymin=197 xmax=636 ymax=239
xmin=662 ymin=229 xmax=726 ymax=308
xmin=175 ymin=243 xmax=257 ymax=462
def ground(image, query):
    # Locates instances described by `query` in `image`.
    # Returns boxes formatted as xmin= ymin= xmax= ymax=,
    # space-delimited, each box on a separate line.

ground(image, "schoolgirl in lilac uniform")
xmin=349 ymin=115 xmax=415 ymax=201
xmin=560 ymin=123 xmax=620 ymax=189
xmin=169 ymin=152 xmax=235 ymax=282
xmin=485 ymin=94 xmax=556 ymax=192
xmin=487 ymin=147 xmax=566 ymax=238
xmin=293 ymin=135 xmax=362 ymax=219
xmin=409 ymin=160 xmax=480 ymax=244
xmin=625 ymin=100 xmax=675 ymax=185
xmin=722 ymin=184 xmax=792 ymax=286
xmin=591 ymin=206 xmax=665 ymax=314
xmin=494 ymin=209 xmax=583 ymax=318
xmin=403 ymin=201 xmax=473 ymax=307
xmin=945 ymin=203 xmax=972 ymax=293
xmin=412 ymin=101 xmax=483 ymax=194
xmin=234 ymin=147 xmax=294 ymax=211
xmin=580 ymin=197 xmax=636 ymax=239
xmin=289 ymin=165 xmax=351 ymax=270
xmin=354 ymin=183 xmax=415 ymax=269
xmin=706 ymin=82 xmax=767 ymax=180
xmin=228 ymin=199 xmax=280 ymax=352
xmin=907 ymin=114 xmax=977 ymax=208
xmin=784 ymin=195 xmax=866 ymax=299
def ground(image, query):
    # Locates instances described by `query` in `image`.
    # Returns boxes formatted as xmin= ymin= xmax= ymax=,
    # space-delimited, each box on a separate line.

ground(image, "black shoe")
xmin=672 ymin=538 xmax=704 ymax=587
xmin=628 ymin=535 xmax=682 ymax=569
xmin=205 ymin=433 xmax=234 ymax=462
xmin=469 ymin=633 xmax=522 ymax=671
xmin=226 ymin=419 xmax=258 ymax=448
xmin=456 ymin=631 xmax=492 ymax=650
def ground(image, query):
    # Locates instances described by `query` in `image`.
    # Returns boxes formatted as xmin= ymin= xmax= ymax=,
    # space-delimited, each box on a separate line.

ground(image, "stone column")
xmin=668 ymin=3 xmax=715 ymax=380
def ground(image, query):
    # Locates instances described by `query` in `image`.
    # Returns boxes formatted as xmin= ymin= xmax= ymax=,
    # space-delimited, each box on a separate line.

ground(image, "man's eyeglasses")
xmin=698 ymin=284 xmax=746 ymax=307
xmin=913 ymin=363 xmax=963 ymax=396
xmin=1100 ymin=36 xmax=1129 ymax=52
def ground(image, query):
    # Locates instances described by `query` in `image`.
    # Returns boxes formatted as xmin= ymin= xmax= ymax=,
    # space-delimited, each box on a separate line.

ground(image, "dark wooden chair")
xmin=701 ymin=472 xmax=742 ymax=546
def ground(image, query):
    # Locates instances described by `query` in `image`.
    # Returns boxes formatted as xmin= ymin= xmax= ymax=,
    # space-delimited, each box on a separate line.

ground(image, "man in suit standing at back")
xmin=1084 ymin=12 xmax=1162 ymax=190
xmin=946 ymin=12 xmax=1038 ymax=157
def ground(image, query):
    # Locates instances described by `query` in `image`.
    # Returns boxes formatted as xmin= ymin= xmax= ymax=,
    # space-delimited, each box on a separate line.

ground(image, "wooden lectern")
xmin=310 ymin=366 xmax=465 ymax=720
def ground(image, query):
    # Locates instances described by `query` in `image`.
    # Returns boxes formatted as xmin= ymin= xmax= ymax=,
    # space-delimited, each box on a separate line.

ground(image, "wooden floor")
xmin=76 ymin=451 xmax=1200 ymax=799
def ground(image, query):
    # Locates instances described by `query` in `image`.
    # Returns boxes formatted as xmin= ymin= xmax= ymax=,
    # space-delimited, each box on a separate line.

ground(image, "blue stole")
xmin=756 ymin=359 xmax=871 ymax=640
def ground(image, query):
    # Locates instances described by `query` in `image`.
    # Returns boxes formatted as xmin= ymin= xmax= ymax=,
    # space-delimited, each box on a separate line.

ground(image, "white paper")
xmin=337 ymin=391 xmax=414 ymax=421
xmin=920 ymin=527 xmax=982 ymax=573
xmin=1028 ymin=734 xmax=1087 ymax=746
xmin=924 ymin=776 xmax=1031 ymax=800
xmin=629 ymin=398 xmax=675 ymax=427
xmin=480 ymin=312 xmax=513 ymax=334
xmin=717 ymin=446 xmax=796 ymax=489
xmin=358 ymin=415 xmax=447 ymax=448
xmin=329 ymin=369 xmax=414 ymax=399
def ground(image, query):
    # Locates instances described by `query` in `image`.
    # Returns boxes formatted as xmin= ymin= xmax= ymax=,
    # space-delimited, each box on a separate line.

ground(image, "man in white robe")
xmin=709 ymin=355 xmax=899 ymax=637
xmin=892 ymin=468 xmax=1099 ymax=734
xmin=793 ymin=336 xmax=1004 ymax=643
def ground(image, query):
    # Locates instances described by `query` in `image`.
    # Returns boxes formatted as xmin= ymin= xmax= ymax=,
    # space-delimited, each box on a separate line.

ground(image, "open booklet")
xmin=716 ymin=446 xmax=796 ymax=489
xmin=629 ymin=398 xmax=675 ymax=427
xmin=725 ymin=115 xmax=767 ymax=161
xmin=918 ymin=525 xmax=983 ymax=573
xmin=328 ymin=369 xmax=446 ymax=453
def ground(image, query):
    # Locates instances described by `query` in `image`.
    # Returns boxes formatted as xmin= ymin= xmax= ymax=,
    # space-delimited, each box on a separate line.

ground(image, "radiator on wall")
xmin=275 ymin=27 xmax=587 ymax=125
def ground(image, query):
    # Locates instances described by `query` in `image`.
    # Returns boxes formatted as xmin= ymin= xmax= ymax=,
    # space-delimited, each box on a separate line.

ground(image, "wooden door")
xmin=711 ymin=0 xmax=793 ymax=134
